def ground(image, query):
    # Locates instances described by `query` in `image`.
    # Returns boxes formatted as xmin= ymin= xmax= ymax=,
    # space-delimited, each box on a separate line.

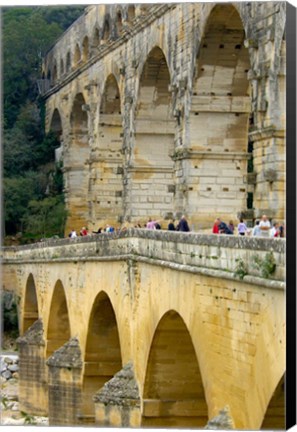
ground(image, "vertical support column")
xmin=94 ymin=362 xmax=141 ymax=427
xmin=47 ymin=337 xmax=83 ymax=426
xmin=16 ymin=319 xmax=48 ymax=416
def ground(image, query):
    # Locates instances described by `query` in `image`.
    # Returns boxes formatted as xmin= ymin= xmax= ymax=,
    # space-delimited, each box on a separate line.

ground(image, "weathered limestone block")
xmin=46 ymin=337 xmax=83 ymax=426
xmin=16 ymin=319 xmax=48 ymax=416
xmin=93 ymin=361 xmax=141 ymax=427
xmin=205 ymin=406 xmax=235 ymax=430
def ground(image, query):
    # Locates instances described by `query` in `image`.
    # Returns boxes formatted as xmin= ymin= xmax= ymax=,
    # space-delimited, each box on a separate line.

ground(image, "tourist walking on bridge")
xmin=259 ymin=214 xmax=271 ymax=237
xmin=237 ymin=218 xmax=248 ymax=236
xmin=176 ymin=215 xmax=190 ymax=232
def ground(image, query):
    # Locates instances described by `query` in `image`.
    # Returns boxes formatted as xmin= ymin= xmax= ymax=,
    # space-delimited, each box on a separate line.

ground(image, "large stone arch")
xmin=131 ymin=46 xmax=175 ymax=222
xmin=82 ymin=291 xmax=122 ymax=419
xmin=89 ymin=74 xmax=124 ymax=226
xmin=261 ymin=374 xmax=285 ymax=430
xmin=22 ymin=273 xmax=39 ymax=334
xmin=141 ymin=309 xmax=208 ymax=428
xmin=64 ymin=92 xmax=90 ymax=232
xmin=46 ymin=280 xmax=71 ymax=358
xmin=185 ymin=3 xmax=251 ymax=228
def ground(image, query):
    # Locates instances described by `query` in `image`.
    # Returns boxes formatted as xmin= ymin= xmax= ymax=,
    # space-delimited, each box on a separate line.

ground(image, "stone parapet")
xmin=2 ymin=230 xmax=286 ymax=287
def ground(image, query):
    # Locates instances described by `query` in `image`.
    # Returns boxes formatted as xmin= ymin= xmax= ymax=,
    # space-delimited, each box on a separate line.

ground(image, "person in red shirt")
xmin=80 ymin=227 xmax=88 ymax=236
xmin=212 ymin=218 xmax=221 ymax=234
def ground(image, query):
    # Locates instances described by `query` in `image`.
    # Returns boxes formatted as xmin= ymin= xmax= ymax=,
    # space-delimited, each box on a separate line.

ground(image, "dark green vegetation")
xmin=2 ymin=6 xmax=85 ymax=243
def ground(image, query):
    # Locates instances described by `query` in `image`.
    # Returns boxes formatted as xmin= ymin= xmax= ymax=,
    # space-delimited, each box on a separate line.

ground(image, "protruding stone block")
xmin=16 ymin=319 xmax=48 ymax=415
xmin=93 ymin=361 xmax=141 ymax=427
xmin=205 ymin=405 xmax=235 ymax=429
xmin=47 ymin=337 xmax=83 ymax=426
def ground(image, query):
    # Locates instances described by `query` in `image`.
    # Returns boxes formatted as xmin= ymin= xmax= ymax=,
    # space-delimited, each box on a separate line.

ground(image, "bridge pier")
xmin=17 ymin=319 xmax=48 ymax=416
xmin=94 ymin=362 xmax=141 ymax=427
xmin=46 ymin=338 xmax=83 ymax=426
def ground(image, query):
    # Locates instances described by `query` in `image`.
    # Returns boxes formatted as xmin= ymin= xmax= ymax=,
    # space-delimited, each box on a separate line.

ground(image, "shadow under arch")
xmin=142 ymin=310 xmax=208 ymax=428
xmin=89 ymin=74 xmax=123 ymax=225
xmin=189 ymin=3 xmax=252 ymax=227
xmin=81 ymin=291 xmax=122 ymax=420
xmin=46 ymin=280 xmax=71 ymax=359
xmin=64 ymin=92 xmax=89 ymax=232
xmin=22 ymin=273 xmax=39 ymax=334
xmin=133 ymin=46 xmax=175 ymax=221
xmin=261 ymin=374 xmax=285 ymax=430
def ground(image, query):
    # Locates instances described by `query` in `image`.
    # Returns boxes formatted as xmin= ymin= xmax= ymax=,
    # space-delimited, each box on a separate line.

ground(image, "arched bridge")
xmin=2 ymin=230 xmax=285 ymax=429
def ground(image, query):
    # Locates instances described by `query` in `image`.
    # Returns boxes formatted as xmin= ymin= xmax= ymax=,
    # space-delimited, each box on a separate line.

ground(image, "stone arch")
xmin=60 ymin=58 xmax=64 ymax=76
xmin=92 ymin=26 xmax=100 ymax=54
xmin=89 ymin=74 xmax=124 ymax=225
xmin=46 ymin=280 xmax=71 ymax=358
xmin=49 ymin=108 xmax=63 ymax=137
xmin=127 ymin=5 xmax=135 ymax=22
xmin=142 ymin=310 xmax=208 ymax=428
xmin=82 ymin=36 xmax=89 ymax=62
xmin=66 ymin=51 xmax=71 ymax=72
xmin=116 ymin=10 xmax=123 ymax=36
xmin=52 ymin=62 xmax=57 ymax=83
xmin=82 ymin=291 xmax=122 ymax=419
xmin=74 ymin=43 xmax=81 ymax=66
xmin=22 ymin=274 xmax=39 ymax=334
xmin=64 ymin=92 xmax=90 ymax=232
xmin=132 ymin=46 xmax=175 ymax=222
xmin=261 ymin=374 xmax=285 ymax=430
xmin=102 ymin=18 xmax=110 ymax=42
xmin=187 ymin=3 xmax=251 ymax=228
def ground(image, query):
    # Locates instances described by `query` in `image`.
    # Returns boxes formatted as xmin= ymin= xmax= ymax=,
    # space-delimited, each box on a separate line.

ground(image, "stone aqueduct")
xmin=3 ymin=231 xmax=285 ymax=429
xmin=42 ymin=2 xmax=286 ymax=233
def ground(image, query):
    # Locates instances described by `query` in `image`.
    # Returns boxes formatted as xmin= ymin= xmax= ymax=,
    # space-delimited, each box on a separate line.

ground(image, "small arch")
xmin=102 ymin=19 xmax=110 ymax=42
xmin=92 ymin=27 xmax=100 ymax=48
xmin=82 ymin=291 xmax=122 ymax=417
xmin=52 ymin=62 xmax=57 ymax=83
xmin=261 ymin=374 xmax=285 ymax=429
xmin=82 ymin=36 xmax=89 ymax=62
xmin=66 ymin=51 xmax=71 ymax=72
xmin=49 ymin=108 xmax=63 ymax=142
xmin=23 ymin=274 xmax=39 ymax=334
xmin=47 ymin=69 xmax=51 ymax=82
xmin=142 ymin=310 xmax=208 ymax=428
xmin=74 ymin=43 xmax=81 ymax=66
xmin=116 ymin=10 xmax=123 ymax=36
xmin=127 ymin=5 xmax=135 ymax=22
xmin=70 ymin=92 xmax=88 ymax=134
xmin=60 ymin=58 xmax=64 ymax=76
xmin=46 ymin=280 xmax=71 ymax=358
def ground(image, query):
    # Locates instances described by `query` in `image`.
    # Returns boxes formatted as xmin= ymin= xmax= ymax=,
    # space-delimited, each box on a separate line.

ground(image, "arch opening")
xmin=64 ymin=93 xmax=89 ymax=232
xmin=90 ymin=75 xmax=123 ymax=226
xmin=116 ymin=11 xmax=123 ymax=35
xmin=102 ymin=20 xmax=110 ymax=43
xmin=82 ymin=292 xmax=122 ymax=419
xmin=142 ymin=310 xmax=208 ymax=428
xmin=82 ymin=36 xmax=89 ymax=62
xmin=189 ymin=4 xmax=251 ymax=228
xmin=127 ymin=5 xmax=135 ymax=22
xmin=66 ymin=52 xmax=71 ymax=73
xmin=52 ymin=63 xmax=57 ymax=84
xmin=23 ymin=274 xmax=39 ymax=334
xmin=74 ymin=43 xmax=81 ymax=67
xmin=46 ymin=281 xmax=70 ymax=359
xmin=261 ymin=374 xmax=285 ymax=430
xmin=133 ymin=46 xmax=175 ymax=222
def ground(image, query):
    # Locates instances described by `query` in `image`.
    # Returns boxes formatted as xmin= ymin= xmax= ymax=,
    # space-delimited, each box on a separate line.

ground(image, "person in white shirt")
xmin=259 ymin=215 xmax=271 ymax=237
xmin=270 ymin=222 xmax=279 ymax=238
xmin=70 ymin=230 xmax=77 ymax=238
xmin=252 ymin=220 xmax=261 ymax=236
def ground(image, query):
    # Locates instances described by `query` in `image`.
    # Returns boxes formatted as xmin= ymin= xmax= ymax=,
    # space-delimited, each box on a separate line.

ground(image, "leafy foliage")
xmin=3 ymin=5 xmax=84 ymax=241
xmin=252 ymin=253 xmax=276 ymax=279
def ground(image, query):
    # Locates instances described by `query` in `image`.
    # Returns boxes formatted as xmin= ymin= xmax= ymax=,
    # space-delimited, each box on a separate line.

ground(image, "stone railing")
xmin=2 ymin=229 xmax=285 ymax=289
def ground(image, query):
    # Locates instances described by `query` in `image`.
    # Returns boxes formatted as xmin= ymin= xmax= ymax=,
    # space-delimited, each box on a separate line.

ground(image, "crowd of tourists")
xmin=212 ymin=214 xmax=285 ymax=238
xmin=68 ymin=214 xmax=284 ymax=239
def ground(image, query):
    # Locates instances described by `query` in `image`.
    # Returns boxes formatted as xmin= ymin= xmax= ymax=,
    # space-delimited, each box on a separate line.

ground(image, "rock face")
xmin=0 ymin=354 xmax=19 ymax=382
